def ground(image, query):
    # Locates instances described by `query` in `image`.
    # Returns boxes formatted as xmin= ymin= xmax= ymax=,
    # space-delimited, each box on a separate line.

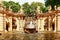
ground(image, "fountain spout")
xmin=27 ymin=21 xmax=35 ymax=29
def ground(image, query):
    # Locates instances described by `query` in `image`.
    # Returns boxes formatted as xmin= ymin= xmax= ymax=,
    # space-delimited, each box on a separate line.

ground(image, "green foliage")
xmin=3 ymin=1 xmax=21 ymax=13
xmin=45 ymin=0 xmax=60 ymax=10
xmin=11 ymin=5 xmax=20 ymax=13
xmin=30 ymin=2 xmax=48 ymax=13
xmin=3 ymin=1 xmax=10 ymax=10
xmin=30 ymin=2 xmax=37 ymax=14
xmin=40 ymin=6 xmax=48 ymax=13
xmin=11 ymin=2 xmax=21 ymax=13
xmin=22 ymin=2 xmax=45 ymax=16
xmin=30 ymin=2 xmax=44 ymax=13
xmin=3 ymin=1 xmax=48 ymax=15
xmin=9 ymin=1 xmax=15 ymax=5
xmin=30 ymin=2 xmax=38 ymax=16
xmin=22 ymin=3 xmax=31 ymax=16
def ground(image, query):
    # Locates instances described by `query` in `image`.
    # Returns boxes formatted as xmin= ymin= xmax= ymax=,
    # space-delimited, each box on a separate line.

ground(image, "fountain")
xmin=24 ymin=21 xmax=36 ymax=33
xmin=26 ymin=21 xmax=35 ymax=29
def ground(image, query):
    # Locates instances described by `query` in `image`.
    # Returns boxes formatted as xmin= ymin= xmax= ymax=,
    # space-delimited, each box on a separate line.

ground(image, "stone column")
xmin=48 ymin=16 xmax=51 ymax=31
xmin=50 ymin=16 xmax=53 ymax=31
xmin=4 ymin=15 xmax=7 ymax=32
xmin=57 ymin=13 xmax=60 ymax=31
xmin=16 ymin=17 xmax=20 ymax=31
xmin=54 ymin=16 xmax=57 ymax=32
xmin=3 ymin=14 xmax=6 ymax=32
xmin=8 ymin=16 xmax=12 ymax=31
xmin=37 ymin=16 xmax=40 ymax=32
xmin=0 ymin=14 xmax=4 ymax=32
xmin=37 ymin=17 xmax=44 ymax=33
xmin=40 ymin=18 xmax=44 ymax=31
xmin=19 ymin=17 xmax=25 ymax=33
xmin=56 ymin=15 xmax=58 ymax=32
xmin=35 ymin=20 xmax=38 ymax=32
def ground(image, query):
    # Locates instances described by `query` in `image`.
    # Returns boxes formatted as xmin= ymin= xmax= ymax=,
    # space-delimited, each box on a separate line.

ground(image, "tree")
xmin=3 ymin=1 xmax=21 ymax=13
xmin=22 ymin=3 xmax=31 ymax=16
xmin=31 ymin=2 xmax=48 ymax=13
xmin=11 ymin=2 xmax=21 ymax=13
xmin=40 ymin=6 xmax=48 ymax=13
xmin=30 ymin=2 xmax=44 ymax=13
xmin=22 ymin=2 xmax=45 ymax=17
xmin=3 ymin=1 xmax=10 ymax=11
xmin=45 ymin=0 xmax=60 ymax=10
xmin=9 ymin=1 xmax=15 ymax=6
xmin=30 ymin=2 xmax=38 ymax=14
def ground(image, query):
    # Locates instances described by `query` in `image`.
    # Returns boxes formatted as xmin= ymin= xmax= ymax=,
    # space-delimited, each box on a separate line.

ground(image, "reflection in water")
xmin=44 ymin=33 xmax=54 ymax=40
xmin=0 ymin=32 xmax=60 ymax=40
xmin=23 ymin=33 xmax=38 ymax=40
xmin=10 ymin=34 xmax=17 ymax=40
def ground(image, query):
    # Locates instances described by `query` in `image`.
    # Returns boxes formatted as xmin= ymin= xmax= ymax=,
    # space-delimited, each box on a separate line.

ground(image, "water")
xmin=0 ymin=32 xmax=60 ymax=40
xmin=26 ymin=21 xmax=35 ymax=29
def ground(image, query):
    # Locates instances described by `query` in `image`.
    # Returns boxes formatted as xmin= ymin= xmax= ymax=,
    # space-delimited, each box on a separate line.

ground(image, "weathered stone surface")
xmin=0 ymin=32 xmax=60 ymax=40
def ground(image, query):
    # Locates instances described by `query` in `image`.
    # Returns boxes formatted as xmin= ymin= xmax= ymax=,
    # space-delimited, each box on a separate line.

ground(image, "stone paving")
xmin=0 ymin=32 xmax=60 ymax=40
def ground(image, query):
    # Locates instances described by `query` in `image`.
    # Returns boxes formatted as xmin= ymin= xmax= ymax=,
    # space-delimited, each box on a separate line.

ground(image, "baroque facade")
xmin=0 ymin=10 xmax=60 ymax=33
xmin=0 ymin=0 xmax=60 ymax=33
